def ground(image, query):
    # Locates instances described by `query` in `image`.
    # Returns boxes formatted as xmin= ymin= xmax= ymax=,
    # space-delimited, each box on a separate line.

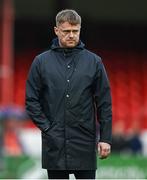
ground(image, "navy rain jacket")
xmin=25 ymin=38 xmax=112 ymax=170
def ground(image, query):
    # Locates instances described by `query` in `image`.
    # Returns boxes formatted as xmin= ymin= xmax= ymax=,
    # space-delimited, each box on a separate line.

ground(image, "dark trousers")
xmin=47 ymin=170 xmax=96 ymax=179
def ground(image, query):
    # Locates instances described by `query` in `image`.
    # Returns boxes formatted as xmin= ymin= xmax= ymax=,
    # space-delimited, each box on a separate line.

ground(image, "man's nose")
xmin=69 ymin=31 xmax=74 ymax=37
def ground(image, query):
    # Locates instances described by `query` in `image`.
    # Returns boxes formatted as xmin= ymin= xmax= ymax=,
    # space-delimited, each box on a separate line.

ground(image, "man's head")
xmin=54 ymin=9 xmax=81 ymax=48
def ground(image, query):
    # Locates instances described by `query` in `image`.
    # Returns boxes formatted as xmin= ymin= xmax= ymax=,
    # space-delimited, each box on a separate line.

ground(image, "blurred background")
xmin=0 ymin=0 xmax=147 ymax=179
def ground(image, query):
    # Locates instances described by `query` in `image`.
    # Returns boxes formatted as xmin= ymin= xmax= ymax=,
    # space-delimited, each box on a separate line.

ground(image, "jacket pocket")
xmin=42 ymin=120 xmax=54 ymax=137
xmin=79 ymin=123 xmax=95 ymax=138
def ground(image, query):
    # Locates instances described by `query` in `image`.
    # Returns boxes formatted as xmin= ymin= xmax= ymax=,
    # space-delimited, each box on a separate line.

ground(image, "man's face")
xmin=54 ymin=22 xmax=81 ymax=48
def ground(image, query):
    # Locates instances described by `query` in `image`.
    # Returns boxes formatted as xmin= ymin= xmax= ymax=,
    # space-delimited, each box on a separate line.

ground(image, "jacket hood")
xmin=51 ymin=38 xmax=85 ymax=52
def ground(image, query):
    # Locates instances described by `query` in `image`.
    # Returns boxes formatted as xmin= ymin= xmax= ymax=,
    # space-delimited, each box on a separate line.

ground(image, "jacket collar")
xmin=51 ymin=38 xmax=85 ymax=53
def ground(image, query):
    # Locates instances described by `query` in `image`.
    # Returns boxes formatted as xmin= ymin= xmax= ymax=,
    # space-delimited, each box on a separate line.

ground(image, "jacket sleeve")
xmin=94 ymin=58 xmax=112 ymax=144
xmin=25 ymin=56 xmax=50 ymax=132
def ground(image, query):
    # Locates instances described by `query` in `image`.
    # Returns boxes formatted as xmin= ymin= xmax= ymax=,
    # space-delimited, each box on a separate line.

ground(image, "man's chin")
xmin=66 ymin=42 xmax=77 ymax=48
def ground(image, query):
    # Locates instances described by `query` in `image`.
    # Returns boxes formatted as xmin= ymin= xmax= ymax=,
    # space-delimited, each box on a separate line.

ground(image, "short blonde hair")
xmin=56 ymin=9 xmax=81 ymax=27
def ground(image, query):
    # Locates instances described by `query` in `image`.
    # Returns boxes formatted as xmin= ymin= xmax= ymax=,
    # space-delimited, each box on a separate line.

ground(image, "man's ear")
xmin=54 ymin=27 xmax=58 ymax=36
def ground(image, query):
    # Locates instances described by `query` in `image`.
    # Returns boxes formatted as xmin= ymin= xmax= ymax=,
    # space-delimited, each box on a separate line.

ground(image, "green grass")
xmin=97 ymin=154 xmax=147 ymax=179
xmin=0 ymin=155 xmax=35 ymax=179
xmin=0 ymin=154 xmax=147 ymax=179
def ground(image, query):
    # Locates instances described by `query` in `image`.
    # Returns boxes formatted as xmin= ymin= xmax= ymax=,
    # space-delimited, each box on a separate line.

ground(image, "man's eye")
xmin=63 ymin=30 xmax=70 ymax=33
xmin=63 ymin=30 xmax=79 ymax=33
xmin=73 ymin=30 xmax=79 ymax=33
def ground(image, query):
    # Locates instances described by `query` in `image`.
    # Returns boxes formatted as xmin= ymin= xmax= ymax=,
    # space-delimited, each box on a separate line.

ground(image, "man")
xmin=26 ymin=9 xmax=112 ymax=179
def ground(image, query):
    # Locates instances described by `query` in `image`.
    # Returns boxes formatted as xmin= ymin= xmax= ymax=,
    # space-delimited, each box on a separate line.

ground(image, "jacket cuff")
xmin=44 ymin=126 xmax=50 ymax=132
